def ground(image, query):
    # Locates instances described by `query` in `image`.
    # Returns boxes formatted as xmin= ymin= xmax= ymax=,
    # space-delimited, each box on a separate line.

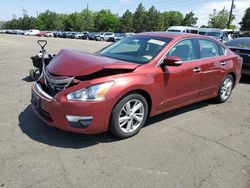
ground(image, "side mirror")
xmin=161 ymin=56 xmax=183 ymax=67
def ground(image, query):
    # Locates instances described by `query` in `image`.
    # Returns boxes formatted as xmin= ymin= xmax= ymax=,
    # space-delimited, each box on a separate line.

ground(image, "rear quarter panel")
xmin=226 ymin=49 xmax=242 ymax=84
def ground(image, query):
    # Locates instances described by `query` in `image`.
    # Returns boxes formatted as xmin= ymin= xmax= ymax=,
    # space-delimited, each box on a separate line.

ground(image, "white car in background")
xmin=98 ymin=32 xmax=115 ymax=41
xmin=24 ymin=29 xmax=40 ymax=36
xmin=198 ymin=28 xmax=229 ymax=43
xmin=166 ymin=26 xmax=199 ymax=34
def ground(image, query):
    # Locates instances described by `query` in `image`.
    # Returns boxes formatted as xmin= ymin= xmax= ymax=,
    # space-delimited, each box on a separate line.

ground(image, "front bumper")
xmin=31 ymin=83 xmax=113 ymax=134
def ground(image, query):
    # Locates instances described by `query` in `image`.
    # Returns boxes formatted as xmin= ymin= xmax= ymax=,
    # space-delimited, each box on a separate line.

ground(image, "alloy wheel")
xmin=118 ymin=99 xmax=145 ymax=133
xmin=220 ymin=77 xmax=233 ymax=101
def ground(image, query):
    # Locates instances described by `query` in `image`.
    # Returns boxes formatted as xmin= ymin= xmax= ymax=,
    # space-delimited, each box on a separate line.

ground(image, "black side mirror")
xmin=161 ymin=56 xmax=183 ymax=67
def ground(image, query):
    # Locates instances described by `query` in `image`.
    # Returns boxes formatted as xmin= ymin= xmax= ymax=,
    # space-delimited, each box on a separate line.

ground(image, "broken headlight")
xmin=66 ymin=81 xmax=114 ymax=101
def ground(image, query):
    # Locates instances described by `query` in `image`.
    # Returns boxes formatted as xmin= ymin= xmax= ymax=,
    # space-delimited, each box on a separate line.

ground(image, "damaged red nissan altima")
xmin=31 ymin=32 xmax=242 ymax=138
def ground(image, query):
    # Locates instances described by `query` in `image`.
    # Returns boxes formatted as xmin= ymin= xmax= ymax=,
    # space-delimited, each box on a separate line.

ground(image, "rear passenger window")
xmin=167 ymin=39 xmax=197 ymax=61
xmin=199 ymin=39 xmax=220 ymax=58
xmin=218 ymin=45 xmax=226 ymax=55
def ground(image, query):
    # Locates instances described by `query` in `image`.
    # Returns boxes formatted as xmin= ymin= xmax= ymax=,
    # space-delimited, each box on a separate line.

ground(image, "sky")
xmin=0 ymin=0 xmax=249 ymax=29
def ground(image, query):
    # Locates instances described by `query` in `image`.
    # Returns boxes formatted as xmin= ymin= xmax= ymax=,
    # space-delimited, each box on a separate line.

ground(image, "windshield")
xmin=206 ymin=32 xmax=221 ymax=37
xmin=99 ymin=35 xmax=172 ymax=64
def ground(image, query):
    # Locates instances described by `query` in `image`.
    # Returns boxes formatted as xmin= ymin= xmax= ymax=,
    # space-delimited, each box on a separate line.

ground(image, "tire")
xmin=216 ymin=74 xmax=234 ymax=103
xmin=109 ymin=93 xmax=148 ymax=139
xmin=29 ymin=69 xmax=35 ymax=81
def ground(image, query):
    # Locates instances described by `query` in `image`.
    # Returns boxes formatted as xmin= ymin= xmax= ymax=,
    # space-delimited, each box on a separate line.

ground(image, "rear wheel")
xmin=216 ymin=75 xmax=234 ymax=103
xmin=110 ymin=93 xmax=148 ymax=139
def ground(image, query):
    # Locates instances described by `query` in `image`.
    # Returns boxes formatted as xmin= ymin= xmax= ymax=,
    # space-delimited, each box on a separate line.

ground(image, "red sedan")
xmin=36 ymin=32 xmax=47 ymax=37
xmin=31 ymin=32 xmax=242 ymax=138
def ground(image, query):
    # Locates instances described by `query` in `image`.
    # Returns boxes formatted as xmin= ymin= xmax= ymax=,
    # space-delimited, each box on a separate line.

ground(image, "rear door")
xmin=197 ymin=39 xmax=228 ymax=98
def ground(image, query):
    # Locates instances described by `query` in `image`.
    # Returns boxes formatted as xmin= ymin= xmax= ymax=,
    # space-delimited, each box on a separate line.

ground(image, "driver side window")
xmin=167 ymin=39 xmax=197 ymax=62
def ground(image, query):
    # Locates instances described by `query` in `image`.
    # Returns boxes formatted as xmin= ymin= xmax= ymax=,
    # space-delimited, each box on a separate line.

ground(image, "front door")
xmin=155 ymin=38 xmax=202 ymax=111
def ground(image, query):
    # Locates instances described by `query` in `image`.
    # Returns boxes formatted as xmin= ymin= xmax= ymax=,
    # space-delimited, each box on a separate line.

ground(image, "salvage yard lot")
xmin=0 ymin=34 xmax=250 ymax=188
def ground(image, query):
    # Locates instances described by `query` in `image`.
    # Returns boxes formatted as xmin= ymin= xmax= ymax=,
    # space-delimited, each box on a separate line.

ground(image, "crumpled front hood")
xmin=47 ymin=49 xmax=139 ymax=76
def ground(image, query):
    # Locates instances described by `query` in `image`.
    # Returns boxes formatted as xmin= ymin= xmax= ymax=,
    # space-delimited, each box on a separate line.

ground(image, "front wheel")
xmin=216 ymin=75 xmax=234 ymax=103
xmin=109 ymin=93 xmax=148 ymax=139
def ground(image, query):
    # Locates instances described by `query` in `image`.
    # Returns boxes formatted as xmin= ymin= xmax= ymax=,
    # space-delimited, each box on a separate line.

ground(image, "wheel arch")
xmin=112 ymin=88 xmax=153 ymax=119
xmin=130 ymin=89 xmax=152 ymax=117
xmin=108 ymin=88 xmax=153 ymax=137
xmin=227 ymin=72 xmax=236 ymax=88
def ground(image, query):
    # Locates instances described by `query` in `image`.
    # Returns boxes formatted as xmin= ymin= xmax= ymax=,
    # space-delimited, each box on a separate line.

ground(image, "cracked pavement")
xmin=0 ymin=35 xmax=250 ymax=188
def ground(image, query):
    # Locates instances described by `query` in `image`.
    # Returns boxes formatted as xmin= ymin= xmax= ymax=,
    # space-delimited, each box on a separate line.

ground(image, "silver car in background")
xmin=198 ymin=28 xmax=229 ymax=43
xmin=95 ymin=32 xmax=115 ymax=41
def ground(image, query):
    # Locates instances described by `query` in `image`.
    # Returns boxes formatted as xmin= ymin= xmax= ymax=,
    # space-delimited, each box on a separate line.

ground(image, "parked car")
xmin=108 ymin=33 xmax=126 ymax=42
xmin=36 ymin=32 xmax=47 ymax=37
xmin=94 ymin=32 xmax=103 ymax=41
xmin=25 ymin=29 xmax=40 ymax=36
xmin=95 ymin=32 xmax=115 ymax=41
xmin=167 ymin=26 xmax=199 ymax=34
xmin=36 ymin=31 xmax=53 ymax=37
xmin=65 ymin=32 xmax=74 ymax=38
xmin=226 ymin=37 xmax=250 ymax=75
xmin=60 ymin=32 xmax=72 ymax=38
xmin=125 ymin=32 xmax=135 ymax=36
xmin=88 ymin=32 xmax=96 ymax=40
xmin=6 ymin=30 xmax=15 ymax=34
xmin=103 ymin=32 xmax=115 ymax=41
xmin=71 ymin=32 xmax=78 ymax=39
xmin=53 ymin=31 xmax=62 ymax=38
xmin=13 ymin=30 xmax=25 ymax=35
xmin=238 ymin=31 xmax=250 ymax=37
xmin=46 ymin=32 xmax=54 ymax=37
xmin=116 ymin=33 xmax=126 ymax=40
xmin=0 ymin=30 xmax=7 ymax=34
xmin=198 ymin=28 xmax=229 ymax=43
xmin=60 ymin=32 xmax=68 ymax=38
xmin=31 ymin=32 xmax=242 ymax=138
xmin=74 ymin=32 xmax=83 ymax=39
xmin=81 ymin=32 xmax=89 ymax=40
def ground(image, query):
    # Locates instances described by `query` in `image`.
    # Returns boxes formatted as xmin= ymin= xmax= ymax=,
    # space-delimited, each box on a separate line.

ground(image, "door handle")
xmin=220 ymin=61 xmax=227 ymax=65
xmin=193 ymin=67 xmax=201 ymax=73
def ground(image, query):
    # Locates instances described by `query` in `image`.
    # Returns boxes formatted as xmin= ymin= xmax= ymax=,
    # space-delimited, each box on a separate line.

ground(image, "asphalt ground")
xmin=0 ymin=34 xmax=249 ymax=188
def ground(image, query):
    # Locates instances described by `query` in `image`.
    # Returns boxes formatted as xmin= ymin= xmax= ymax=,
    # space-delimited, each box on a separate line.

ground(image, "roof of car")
xmin=135 ymin=32 xmax=202 ymax=39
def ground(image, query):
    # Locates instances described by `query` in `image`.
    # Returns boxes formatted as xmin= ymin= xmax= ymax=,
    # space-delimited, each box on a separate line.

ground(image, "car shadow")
xmin=19 ymin=100 xmax=212 ymax=149
xmin=240 ymin=75 xmax=250 ymax=84
xmin=145 ymin=100 xmax=211 ymax=126
xmin=18 ymin=105 xmax=118 ymax=149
